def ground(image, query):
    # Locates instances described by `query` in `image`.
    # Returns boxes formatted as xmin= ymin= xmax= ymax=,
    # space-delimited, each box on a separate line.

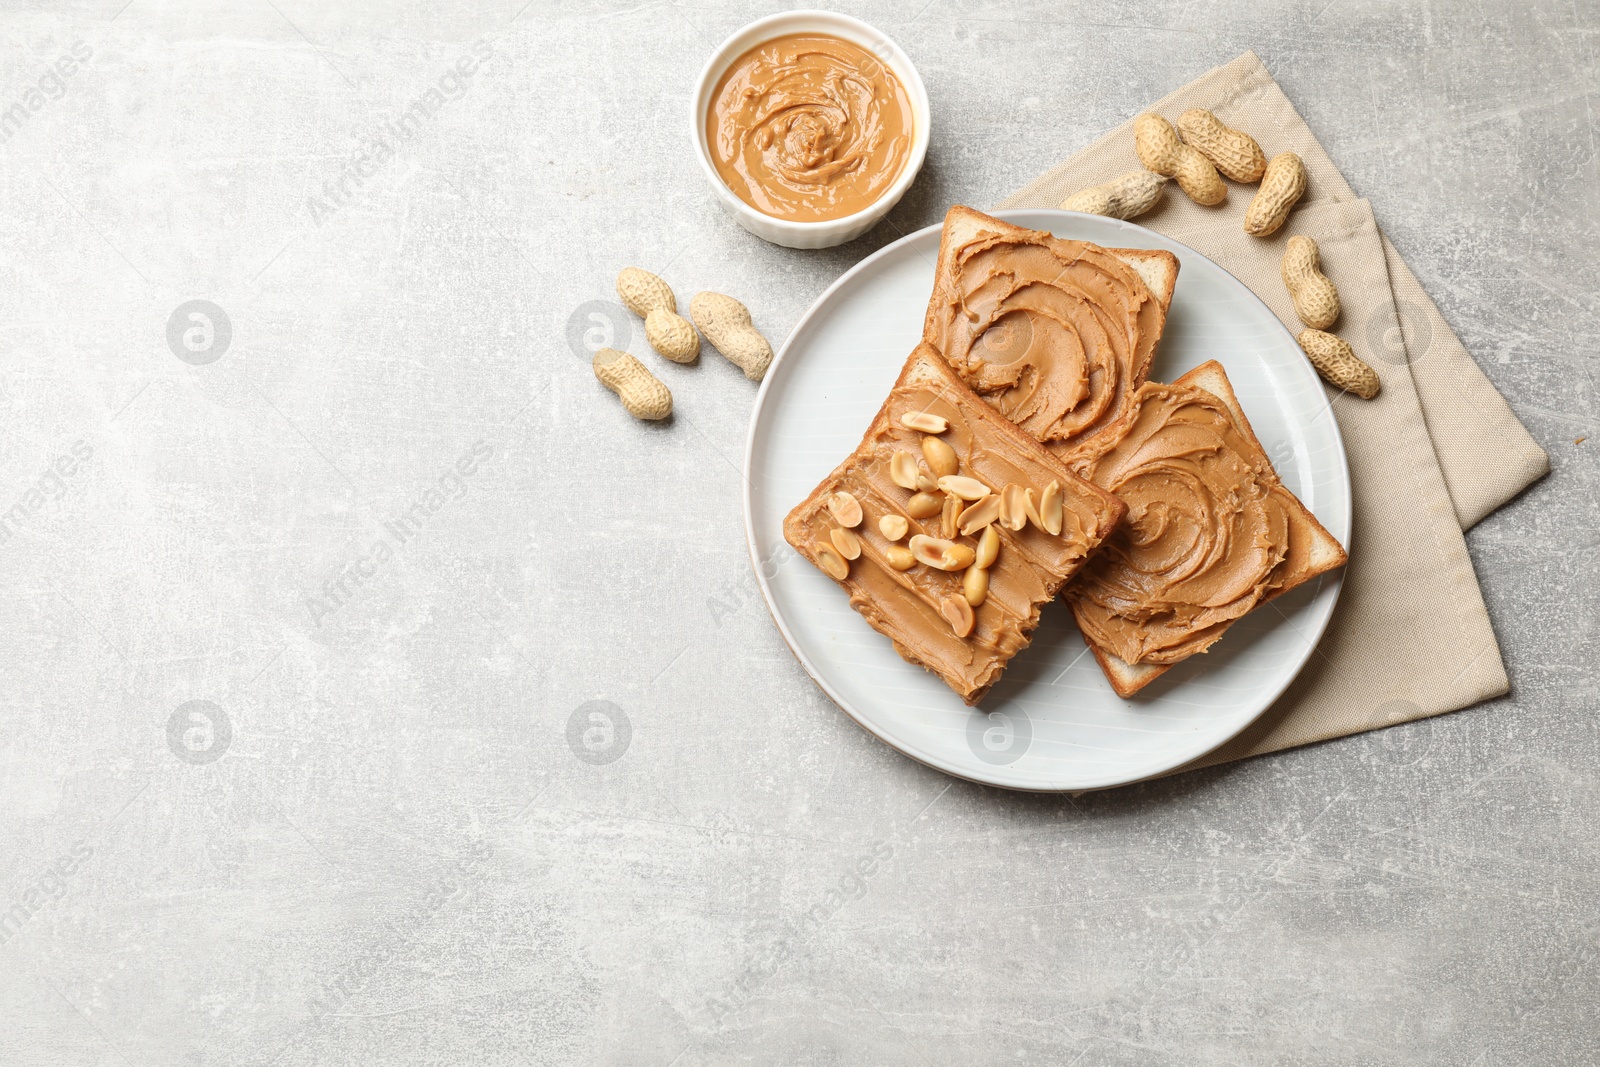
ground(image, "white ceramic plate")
xmin=744 ymin=210 xmax=1350 ymax=791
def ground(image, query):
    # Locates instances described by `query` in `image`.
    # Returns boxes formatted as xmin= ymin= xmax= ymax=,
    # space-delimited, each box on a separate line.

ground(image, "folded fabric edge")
xmin=1070 ymin=657 xmax=1513 ymax=795
xmin=1168 ymin=642 xmax=1511 ymax=779
xmin=1376 ymin=231 xmax=1551 ymax=528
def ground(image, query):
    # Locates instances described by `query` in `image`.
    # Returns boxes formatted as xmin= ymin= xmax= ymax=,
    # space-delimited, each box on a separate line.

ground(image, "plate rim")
xmin=742 ymin=208 xmax=1351 ymax=792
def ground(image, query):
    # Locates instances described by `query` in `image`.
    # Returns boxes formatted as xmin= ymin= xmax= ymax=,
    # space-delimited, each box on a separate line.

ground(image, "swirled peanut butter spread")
xmin=708 ymin=34 xmax=914 ymax=222
xmin=783 ymin=345 xmax=1125 ymax=705
xmin=925 ymin=220 xmax=1166 ymax=450
xmin=1062 ymin=381 xmax=1295 ymax=666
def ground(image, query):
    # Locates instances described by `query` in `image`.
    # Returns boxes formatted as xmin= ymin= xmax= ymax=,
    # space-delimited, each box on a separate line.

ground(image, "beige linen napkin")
xmin=997 ymin=52 xmax=1548 ymax=768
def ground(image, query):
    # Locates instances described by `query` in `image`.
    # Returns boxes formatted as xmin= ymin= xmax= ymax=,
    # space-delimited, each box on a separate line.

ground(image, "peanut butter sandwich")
xmin=923 ymin=206 xmax=1179 ymax=452
xmin=784 ymin=343 xmax=1127 ymax=705
xmin=1060 ymin=360 xmax=1349 ymax=698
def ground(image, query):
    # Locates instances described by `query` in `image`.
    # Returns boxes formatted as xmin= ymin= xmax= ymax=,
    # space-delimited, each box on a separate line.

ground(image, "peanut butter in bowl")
xmin=706 ymin=33 xmax=915 ymax=224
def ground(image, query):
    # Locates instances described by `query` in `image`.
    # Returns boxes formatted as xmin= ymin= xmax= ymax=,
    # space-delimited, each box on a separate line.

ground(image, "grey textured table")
xmin=1 ymin=2 xmax=1595 ymax=1064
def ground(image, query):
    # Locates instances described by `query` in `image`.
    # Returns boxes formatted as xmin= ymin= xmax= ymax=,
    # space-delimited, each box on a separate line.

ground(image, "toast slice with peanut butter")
xmin=1060 ymin=360 xmax=1348 ymax=698
xmin=923 ymin=205 xmax=1179 ymax=453
xmin=784 ymin=343 xmax=1127 ymax=705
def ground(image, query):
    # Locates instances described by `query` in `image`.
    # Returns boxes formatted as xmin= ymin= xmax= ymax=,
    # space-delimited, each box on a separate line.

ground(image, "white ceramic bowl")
xmin=689 ymin=10 xmax=931 ymax=250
